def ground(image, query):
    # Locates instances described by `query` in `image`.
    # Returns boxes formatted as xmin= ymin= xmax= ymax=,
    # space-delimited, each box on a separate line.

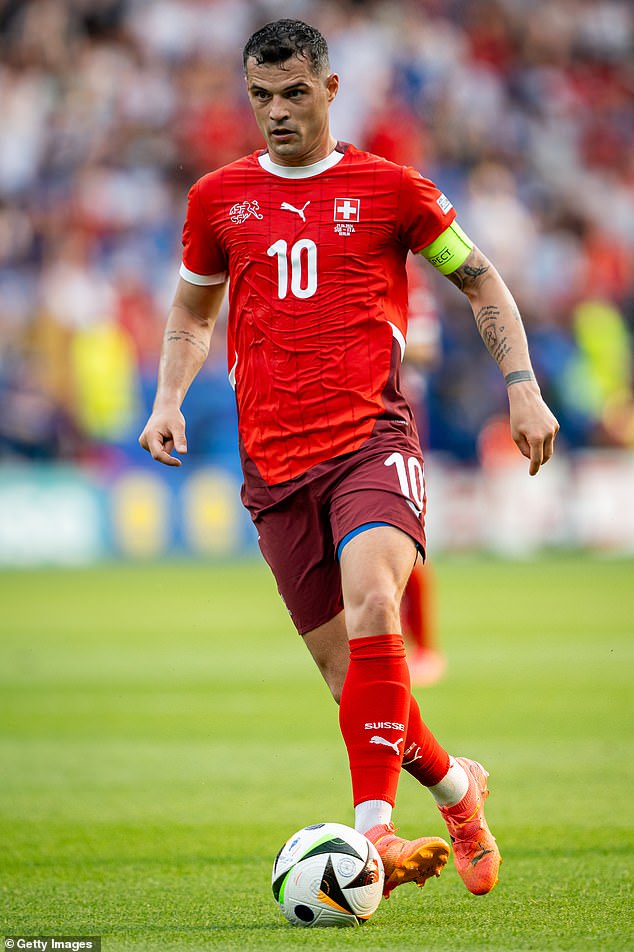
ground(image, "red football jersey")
xmin=180 ymin=142 xmax=455 ymax=485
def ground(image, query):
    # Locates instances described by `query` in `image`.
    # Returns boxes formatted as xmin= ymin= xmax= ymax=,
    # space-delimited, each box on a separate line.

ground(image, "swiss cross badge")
xmin=333 ymin=198 xmax=360 ymax=223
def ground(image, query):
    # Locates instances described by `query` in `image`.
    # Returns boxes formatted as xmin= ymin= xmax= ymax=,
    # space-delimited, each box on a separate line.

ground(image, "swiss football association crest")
xmin=334 ymin=198 xmax=360 ymax=223
xmin=229 ymin=200 xmax=263 ymax=224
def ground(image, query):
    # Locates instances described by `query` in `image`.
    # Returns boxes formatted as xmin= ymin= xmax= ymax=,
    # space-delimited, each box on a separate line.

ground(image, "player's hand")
xmin=139 ymin=406 xmax=187 ymax=467
xmin=507 ymin=382 xmax=560 ymax=476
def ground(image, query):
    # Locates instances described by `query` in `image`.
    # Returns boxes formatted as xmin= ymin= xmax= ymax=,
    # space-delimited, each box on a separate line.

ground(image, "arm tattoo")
xmin=475 ymin=305 xmax=512 ymax=365
xmin=165 ymin=328 xmax=208 ymax=358
xmin=505 ymin=370 xmax=535 ymax=387
xmin=447 ymin=260 xmax=490 ymax=292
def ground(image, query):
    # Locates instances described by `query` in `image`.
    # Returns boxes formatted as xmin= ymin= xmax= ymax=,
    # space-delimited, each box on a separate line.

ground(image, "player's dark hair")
xmin=243 ymin=19 xmax=330 ymax=75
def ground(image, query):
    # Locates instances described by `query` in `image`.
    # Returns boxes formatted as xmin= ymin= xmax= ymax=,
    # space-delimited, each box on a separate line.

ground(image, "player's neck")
xmin=258 ymin=146 xmax=344 ymax=179
xmin=267 ymin=134 xmax=338 ymax=169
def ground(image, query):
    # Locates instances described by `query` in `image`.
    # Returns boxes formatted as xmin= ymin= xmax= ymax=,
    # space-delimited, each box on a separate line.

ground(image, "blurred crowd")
xmin=0 ymin=0 xmax=632 ymax=467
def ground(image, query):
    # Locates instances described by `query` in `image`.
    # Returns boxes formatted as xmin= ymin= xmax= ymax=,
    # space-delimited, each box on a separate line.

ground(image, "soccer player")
xmin=139 ymin=19 xmax=559 ymax=899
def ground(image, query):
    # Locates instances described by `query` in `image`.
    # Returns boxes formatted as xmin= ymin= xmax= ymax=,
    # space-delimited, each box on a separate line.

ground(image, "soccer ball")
xmin=271 ymin=822 xmax=384 ymax=927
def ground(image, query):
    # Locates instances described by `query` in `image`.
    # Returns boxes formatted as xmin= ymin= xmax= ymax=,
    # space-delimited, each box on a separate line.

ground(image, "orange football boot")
xmin=438 ymin=757 xmax=501 ymax=895
xmin=364 ymin=823 xmax=450 ymax=898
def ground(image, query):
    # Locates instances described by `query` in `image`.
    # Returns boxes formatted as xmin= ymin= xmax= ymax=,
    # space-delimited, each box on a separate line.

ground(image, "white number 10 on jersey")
xmin=384 ymin=452 xmax=425 ymax=512
xmin=267 ymin=239 xmax=317 ymax=300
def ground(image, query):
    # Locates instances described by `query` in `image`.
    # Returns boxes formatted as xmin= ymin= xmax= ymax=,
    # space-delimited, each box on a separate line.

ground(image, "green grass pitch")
xmin=1 ymin=555 xmax=632 ymax=951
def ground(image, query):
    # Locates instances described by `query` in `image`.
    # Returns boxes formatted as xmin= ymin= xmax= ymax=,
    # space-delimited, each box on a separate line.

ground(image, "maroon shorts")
xmin=240 ymin=420 xmax=426 ymax=635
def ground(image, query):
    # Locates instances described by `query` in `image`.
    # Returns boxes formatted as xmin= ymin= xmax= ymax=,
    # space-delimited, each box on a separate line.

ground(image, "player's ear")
xmin=326 ymin=72 xmax=339 ymax=103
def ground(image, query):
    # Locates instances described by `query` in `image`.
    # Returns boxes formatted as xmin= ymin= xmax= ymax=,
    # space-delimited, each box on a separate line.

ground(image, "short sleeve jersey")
xmin=181 ymin=142 xmax=455 ymax=486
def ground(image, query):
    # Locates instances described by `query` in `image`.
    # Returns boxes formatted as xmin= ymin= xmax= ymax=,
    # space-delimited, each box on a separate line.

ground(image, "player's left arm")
xmin=419 ymin=224 xmax=559 ymax=475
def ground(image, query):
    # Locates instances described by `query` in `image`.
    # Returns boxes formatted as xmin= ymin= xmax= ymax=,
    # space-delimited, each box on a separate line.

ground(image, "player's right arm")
xmin=139 ymin=277 xmax=228 ymax=466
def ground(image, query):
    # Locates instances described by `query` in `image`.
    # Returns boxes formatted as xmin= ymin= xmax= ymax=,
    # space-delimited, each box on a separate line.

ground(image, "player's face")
xmin=245 ymin=55 xmax=338 ymax=166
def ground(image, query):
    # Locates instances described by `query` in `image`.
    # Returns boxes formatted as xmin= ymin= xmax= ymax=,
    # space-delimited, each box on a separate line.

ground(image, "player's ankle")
xmin=428 ymin=757 xmax=469 ymax=807
xmin=355 ymin=799 xmax=392 ymax=833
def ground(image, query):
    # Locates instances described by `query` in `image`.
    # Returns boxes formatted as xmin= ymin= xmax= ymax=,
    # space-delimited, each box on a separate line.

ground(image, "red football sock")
xmin=339 ymin=634 xmax=410 ymax=807
xmin=402 ymin=693 xmax=450 ymax=786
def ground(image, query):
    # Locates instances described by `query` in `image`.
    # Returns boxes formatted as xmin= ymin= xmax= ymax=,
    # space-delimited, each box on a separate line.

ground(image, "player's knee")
xmin=346 ymin=588 xmax=401 ymax=636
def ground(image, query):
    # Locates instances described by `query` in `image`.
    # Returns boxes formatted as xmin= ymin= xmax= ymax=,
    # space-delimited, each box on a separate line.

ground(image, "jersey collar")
xmin=258 ymin=147 xmax=345 ymax=179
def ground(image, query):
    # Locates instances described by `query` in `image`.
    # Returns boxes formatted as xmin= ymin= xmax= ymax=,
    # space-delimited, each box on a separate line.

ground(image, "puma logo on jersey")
xmin=281 ymin=200 xmax=310 ymax=222
xmin=370 ymin=735 xmax=404 ymax=756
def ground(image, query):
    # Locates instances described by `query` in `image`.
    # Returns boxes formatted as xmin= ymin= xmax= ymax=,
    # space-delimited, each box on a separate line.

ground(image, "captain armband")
xmin=419 ymin=222 xmax=473 ymax=275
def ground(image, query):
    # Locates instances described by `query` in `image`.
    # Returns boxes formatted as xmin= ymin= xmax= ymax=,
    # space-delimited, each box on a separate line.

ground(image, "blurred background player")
xmin=401 ymin=257 xmax=446 ymax=687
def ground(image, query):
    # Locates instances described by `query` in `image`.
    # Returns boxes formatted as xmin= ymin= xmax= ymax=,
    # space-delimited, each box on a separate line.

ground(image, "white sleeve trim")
xmin=388 ymin=321 xmax=406 ymax=362
xmin=228 ymin=351 xmax=238 ymax=390
xmin=179 ymin=263 xmax=227 ymax=286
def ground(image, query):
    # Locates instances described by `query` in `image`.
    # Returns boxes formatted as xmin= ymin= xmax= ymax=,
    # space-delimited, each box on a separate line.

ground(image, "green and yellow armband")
xmin=419 ymin=222 xmax=473 ymax=275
